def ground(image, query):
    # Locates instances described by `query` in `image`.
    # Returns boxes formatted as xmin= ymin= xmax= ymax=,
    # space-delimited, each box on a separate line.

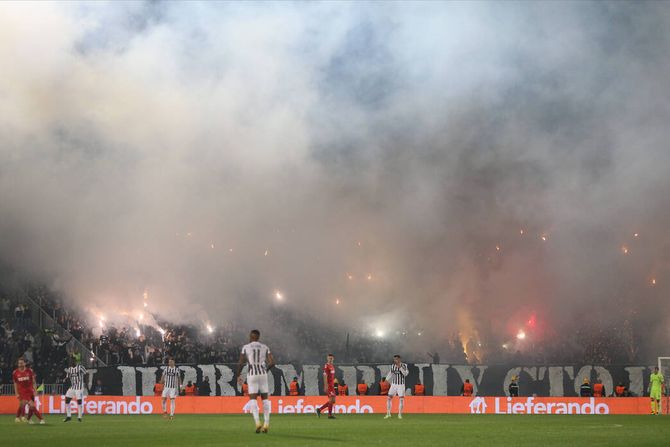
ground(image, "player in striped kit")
xmin=160 ymin=358 xmax=181 ymax=420
xmin=384 ymin=355 xmax=408 ymax=419
xmin=237 ymin=329 xmax=275 ymax=433
xmin=63 ymin=357 xmax=87 ymax=422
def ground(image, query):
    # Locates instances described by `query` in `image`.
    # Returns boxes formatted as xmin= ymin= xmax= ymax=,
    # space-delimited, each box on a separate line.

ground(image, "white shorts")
xmin=65 ymin=388 xmax=84 ymax=400
xmin=247 ymin=374 xmax=269 ymax=395
xmin=162 ymin=388 xmax=178 ymax=399
xmin=388 ymin=384 xmax=406 ymax=397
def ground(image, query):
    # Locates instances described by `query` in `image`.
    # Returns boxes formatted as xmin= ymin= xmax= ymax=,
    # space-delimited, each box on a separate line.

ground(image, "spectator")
xmin=23 ymin=347 xmax=34 ymax=364
xmin=14 ymin=305 xmax=23 ymax=328
xmin=461 ymin=379 xmax=474 ymax=396
xmin=338 ymin=380 xmax=349 ymax=396
xmin=198 ymin=376 xmax=212 ymax=396
xmin=413 ymin=381 xmax=425 ymax=396
xmin=593 ymin=379 xmax=605 ymax=398
xmin=289 ymin=377 xmax=300 ymax=396
xmin=357 ymin=381 xmax=368 ymax=395
xmin=615 ymin=382 xmax=627 ymax=397
xmin=0 ymin=297 xmax=10 ymax=319
xmin=379 ymin=377 xmax=390 ymax=396
xmin=509 ymin=375 xmax=519 ymax=397
xmin=153 ymin=379 xmax=164 ymax=397
xmin=580 ymin=378 xmax=592 ymax=397
xmin=91 ymin=379 xmax=105 ymax=395
xmin=184 ymin=380 xmax=196 ymax=396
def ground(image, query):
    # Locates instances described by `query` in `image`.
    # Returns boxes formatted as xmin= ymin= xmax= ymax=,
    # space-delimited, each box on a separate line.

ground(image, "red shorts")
xmin=327 ymin=388 xmax=336 ymax=398
xmin=18 ymin=392 xmax=34 ymax=402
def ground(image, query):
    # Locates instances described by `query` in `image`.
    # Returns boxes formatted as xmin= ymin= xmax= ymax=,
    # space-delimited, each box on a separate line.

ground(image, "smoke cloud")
xmin=1 ymin=1 xmax=670 ymax=362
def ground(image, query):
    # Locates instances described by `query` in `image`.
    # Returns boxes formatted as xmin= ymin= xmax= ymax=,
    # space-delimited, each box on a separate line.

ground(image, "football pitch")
xmin=2 ymin=414 xmax=669 ymax=447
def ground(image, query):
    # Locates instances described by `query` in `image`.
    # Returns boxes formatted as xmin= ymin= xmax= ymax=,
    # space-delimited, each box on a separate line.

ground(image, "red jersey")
xmin=323 ymin=363 xmax=335 ymax=389
xmin=13 ymin=368 xmax=35 ymax=393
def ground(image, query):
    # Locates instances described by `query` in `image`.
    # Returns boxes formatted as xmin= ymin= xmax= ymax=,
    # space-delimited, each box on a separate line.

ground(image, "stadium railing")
xmin=17 ymin=292 xmax=107 ymax=367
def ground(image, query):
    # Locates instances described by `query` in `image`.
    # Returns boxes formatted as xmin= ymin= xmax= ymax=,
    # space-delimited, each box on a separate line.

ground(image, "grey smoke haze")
xmin=1 ymin=1 xmax=670 ymax=361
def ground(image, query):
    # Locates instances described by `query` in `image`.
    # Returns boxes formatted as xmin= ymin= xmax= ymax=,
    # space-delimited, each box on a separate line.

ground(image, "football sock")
xmin=319 ymin=402 xmax=329 ymax=411
xmin=386 ymin=397 xmax=392 ymax=415
xmin=66 ymin=402 xmax=72 ymax=418
xmin=262 ymin=399 xmax=271 ymax=424
xmin=249 ymin=400 xmax=260 ymax=425
xmin=162 ymin=399 xmax=167 ymax=413
xmin=399 ymin=397 xmax=404 ymax=415
xmin=651 ymin=400 xmax=656 ymax=414
xmin=328 ymin=402 xmax=333 ymax=416
xmin=77 ymin=400 xmax=83 ymax=419
xmin=33 ymin=407 xmax=43 ymax=420
xmin=170 ymin=398 xmax=176 ymax=416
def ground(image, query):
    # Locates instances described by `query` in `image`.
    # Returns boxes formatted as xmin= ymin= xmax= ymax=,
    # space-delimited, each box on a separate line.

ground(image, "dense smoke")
xmin=1 ymin=1 xmax=670 ymax=363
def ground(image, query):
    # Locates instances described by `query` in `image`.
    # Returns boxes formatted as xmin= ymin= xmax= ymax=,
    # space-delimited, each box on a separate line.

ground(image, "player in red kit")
xmin=12 ymin=357 xmax=45 ymax=424
xmin=316 ymin=353 xmax=336 ymax=419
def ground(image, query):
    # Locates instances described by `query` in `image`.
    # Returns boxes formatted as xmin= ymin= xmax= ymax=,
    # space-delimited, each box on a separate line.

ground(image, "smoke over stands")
xmin=0 ymin=2 xmax=669 ymax=363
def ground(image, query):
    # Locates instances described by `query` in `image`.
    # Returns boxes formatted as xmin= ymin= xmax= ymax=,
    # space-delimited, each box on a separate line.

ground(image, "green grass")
xmin=2 ymin=414 xmax=669 ymax=447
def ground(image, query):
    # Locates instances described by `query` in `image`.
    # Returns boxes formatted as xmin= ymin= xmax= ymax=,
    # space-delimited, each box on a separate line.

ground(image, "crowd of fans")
xmin=0 ymin=286 xmax=451 ymax=380
xmin=0 ymin=281 xmax=649 ymax=389
xmin=89 ymin=322 xmax=242 ymax=366
xmin=0 ymin=296 xmax=73 ymax=386
xmin=30 ymin=291 xmax=244 ymax=367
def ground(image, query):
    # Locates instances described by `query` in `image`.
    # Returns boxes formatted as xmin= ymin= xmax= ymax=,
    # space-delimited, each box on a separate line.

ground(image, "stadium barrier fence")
xmin=0 ymin=395 xmax=666 ymax=415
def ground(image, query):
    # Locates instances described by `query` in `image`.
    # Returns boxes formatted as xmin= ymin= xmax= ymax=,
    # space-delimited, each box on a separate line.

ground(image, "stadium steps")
xmin=17 ymin=291 xmax=107 ymax=367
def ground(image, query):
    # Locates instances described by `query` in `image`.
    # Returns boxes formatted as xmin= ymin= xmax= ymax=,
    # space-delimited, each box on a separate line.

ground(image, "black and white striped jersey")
xmin=163 ymin=366 xmax=180 ymax=389
xmin=241 ymin=341 xmax=271 ymax=376
xmin=387 ymin=363 xmax=409 ymax=385
xmin=65 ymin=364 xmax=87 ymax=390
